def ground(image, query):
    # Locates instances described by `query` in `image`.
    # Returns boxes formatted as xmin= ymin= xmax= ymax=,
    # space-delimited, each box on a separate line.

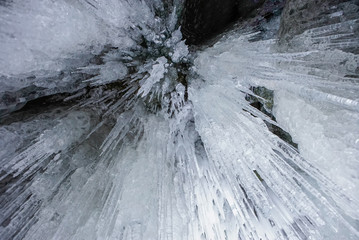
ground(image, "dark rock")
xmin=278 ymin=0 xmax=359 ymax=52
xmin=245 ymin=86 xmax=298 ymax=149
xmin=181 ymin=0 xmax=265 ymax=45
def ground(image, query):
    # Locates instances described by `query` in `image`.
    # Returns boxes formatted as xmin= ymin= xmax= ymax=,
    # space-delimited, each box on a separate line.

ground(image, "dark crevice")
xmin=245 ymin=86 xmax=298 ymax=149
xmin=181 ymin=0 xmax=266 ymax=45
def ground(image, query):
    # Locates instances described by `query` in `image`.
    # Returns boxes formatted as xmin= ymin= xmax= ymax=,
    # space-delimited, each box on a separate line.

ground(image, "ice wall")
xmin=0 ymin=0 xmax=181 ymax=115
xmin=191 ymin=13 xmax=359 ymax=238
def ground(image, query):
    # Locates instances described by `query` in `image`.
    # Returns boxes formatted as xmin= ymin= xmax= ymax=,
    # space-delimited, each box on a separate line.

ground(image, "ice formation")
xmin=0 ymin=0 xmax=358 ymax=240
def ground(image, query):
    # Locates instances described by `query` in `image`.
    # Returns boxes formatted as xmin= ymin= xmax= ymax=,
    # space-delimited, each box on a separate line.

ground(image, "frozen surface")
xmin=0 ymin=0 xmax=358 ymax=240
xmin=193 ymin=31 xmax=359 ymax=205
xmin=0 ymin=0 xmax=150 ymax=77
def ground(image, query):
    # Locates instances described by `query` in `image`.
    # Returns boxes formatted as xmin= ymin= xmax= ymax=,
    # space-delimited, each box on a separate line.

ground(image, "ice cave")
xmin=0 ymin=0 xmax=358 ymax=239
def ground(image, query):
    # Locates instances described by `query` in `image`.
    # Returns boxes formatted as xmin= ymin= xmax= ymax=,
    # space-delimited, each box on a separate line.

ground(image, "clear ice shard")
xmin=0 ymin=0 xmax=358 ymax=240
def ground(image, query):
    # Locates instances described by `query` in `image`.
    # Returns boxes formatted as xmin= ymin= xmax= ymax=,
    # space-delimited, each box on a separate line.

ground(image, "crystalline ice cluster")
xmin=0 ymin=0 xmax=358 ymax=239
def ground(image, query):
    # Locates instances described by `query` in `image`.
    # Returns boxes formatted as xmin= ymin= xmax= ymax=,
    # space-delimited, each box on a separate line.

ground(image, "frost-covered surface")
xmin=194 ymin=31 xmax=359 ymax=203
xmin=0 ymin=0 xmax=184 ymax=115
xmin=0 ymin=0 xmax=359 ymax=240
